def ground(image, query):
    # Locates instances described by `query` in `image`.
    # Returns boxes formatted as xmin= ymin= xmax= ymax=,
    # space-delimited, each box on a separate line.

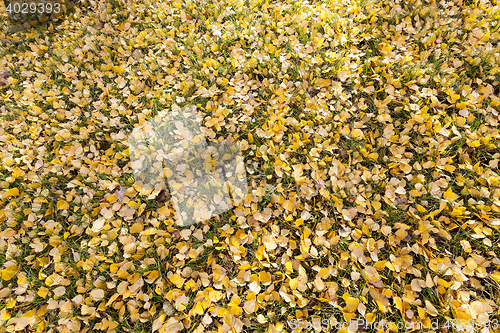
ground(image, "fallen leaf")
xmin=90 ymin=289 xmax=105 ymax=301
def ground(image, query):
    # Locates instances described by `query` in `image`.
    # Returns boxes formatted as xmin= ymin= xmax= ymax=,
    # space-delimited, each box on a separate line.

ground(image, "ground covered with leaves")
xmin=1 ymin=0 xmax=500 ymax=332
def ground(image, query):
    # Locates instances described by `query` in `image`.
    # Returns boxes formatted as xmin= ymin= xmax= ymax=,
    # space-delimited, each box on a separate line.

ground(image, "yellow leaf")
xmin=394 ymin=297 xmax=403 ymax=312
xmin=169 ymin=274 xmax=185 ymax=288
xmin=425 ymin=300 xmax=438 ymax=316
xmin=443 ymin=187 xmax=458 ymax=201
xmin=343 ymin=312 xmax=356 ymax=323
xmin=315 ymin=78 xmax=331 ymax=88
xmin=12 ymin=168 xmax=25 ymax=178
xmin=453 ymin=308 xmax=472 ymax=321
xmin=456 ymin=116 xmax=467 ymax=126
xmin=468 ymin=140 xmax=481 ymax=148
xmin=259 ymin=271 xmax=272 ymax=285
xmin=351 ymin=128 xmax=363 ymax=138
xmin=437 ymin=278 xmax=449 ymax=288
xmin=238 ymin=264 xmax=252 ymax=270
xmin=315 ymin=37 xmax=324 ymax=48
xmin=230 ymin=305 xmax=242 ymax=315
xmin=193 ymin=301 xmax=204 ymax=316
xmin=159 ymin=205 xmax=170 ymax=216
xmin=385 ymin=261 xmax=395 ymax=271
xmin=365 ymin=312 xmax=376 ymax=323
xmin=152 ymin=312 xmax=165 ymax=332
xmin=363 ymin=85 xmax=375 ymax=94
xmin=155 ymin=284 xmax=163 ymax=295
xmin=0 ymin=309 xmax=10 ymax=321
xmin=244 ymin=300 xmax=257 ymax=314
xmin=460 ymin=240 xmax=472 ymax=253
xmin=451 ymin=206 xmax=467 ymax=217
xmin=57 ymin=200 xmax=69 ymax=210
xmin=0 ymin=288 xmax=10 ymax=298
xmin=6 ymin=299 xmax=16 ymax=309
xmin=371 ymin=201 xmax=381 ymax=210
xmin=283 ymin=200 xmax=294 ymax=211
xmin=417 ymin=306 xmax=426 ymax=319
xmin=17 ymin=275 xmax=27 ymax=286
xmin=90 ymin=289 xmax=105 ymax=301
xmin=381 ymin=43 xmax=392 ymax=53
xmin=3 ymin=188 xmax=19 ymax=199
xmin=57 ymin=129 xmax=72 ymax=141
xmin=107 ymin=193 xmax=117 ymax=204
xmin=318 ymin=268 xmax=330 ymax=279
xmin=289 ymin=278 xmax=298 ymax=290
xmin=209 ymin=290 xmax=223 ymax=302
xmin=112 ymin=66 xmax=125 ymax=74
xmin=1 ymin=266 xmax=18 ymax=281
xmin=443 ymin=164 xmax=456 ymax=172
xmin=344 ymin=296 xmax=359 ymax=313
xmin=130 ymin=223 xmax=143 ymax=234
xmin=490 ymin=272 xmax=500 ymax=282
xmin=416 ymin=204 xmax=426 ymax=213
